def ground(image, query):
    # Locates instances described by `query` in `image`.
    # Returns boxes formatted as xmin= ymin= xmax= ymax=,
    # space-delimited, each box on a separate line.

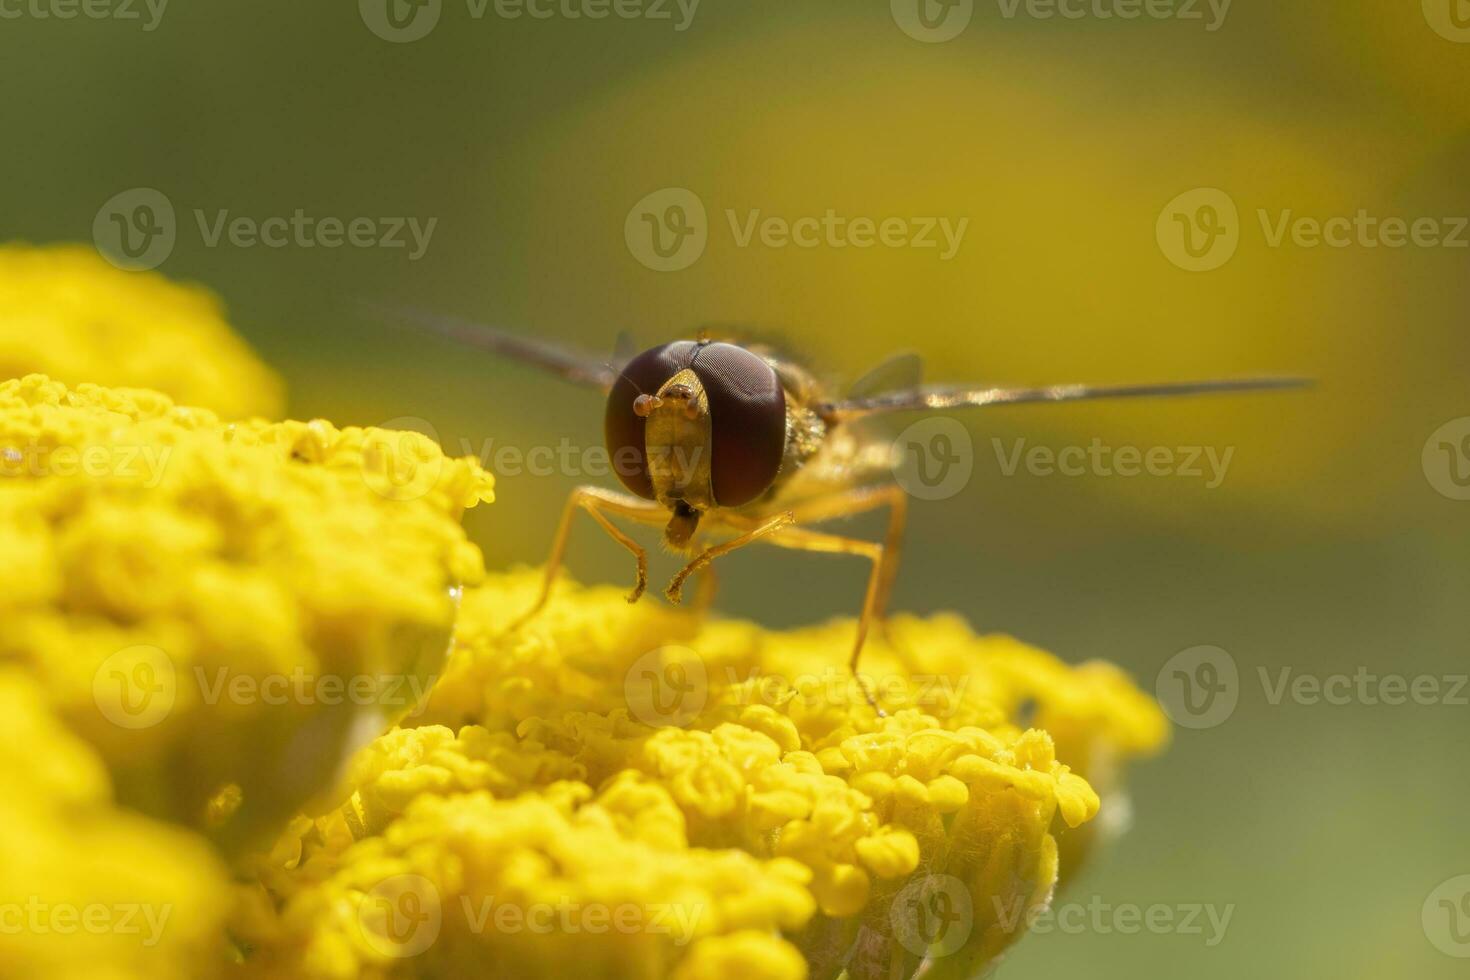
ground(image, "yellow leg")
xmin=664 ymin=511 xmax=797 ymax=605
xmin=508 ymin=486 xmax=668 ymax=631
xmin=756 ymin=525 xmax=891 ymax=712
xmin=782 ymin=485 xmax=908 ymax=631
xmin=691 ymin=552 xmax=720 ymax=616
xmin=712 ymin=485 xmax=909 ymax=712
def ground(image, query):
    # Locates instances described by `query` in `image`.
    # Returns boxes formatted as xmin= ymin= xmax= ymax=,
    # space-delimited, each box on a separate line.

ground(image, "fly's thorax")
xmin=644 ymin=368 xmax=716 ymax=512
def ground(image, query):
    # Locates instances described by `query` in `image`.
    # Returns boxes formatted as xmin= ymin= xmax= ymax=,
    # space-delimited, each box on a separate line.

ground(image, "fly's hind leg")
xmin=786 ymin=484 xmax=909 ymax=639
xmin=727 ymin=485 xmax=909 ymax=712
xmin=754 ymin=524 xmax=892 ymax=712
xmin=507 ymin=485 xmax=668 ymax=632
xmin=690 ymin=555 xmax=720 ymax=616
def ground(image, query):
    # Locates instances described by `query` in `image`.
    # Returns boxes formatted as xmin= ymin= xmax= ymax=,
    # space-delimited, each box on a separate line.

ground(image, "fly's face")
xmin=603 ymin=340 xmax=788 ymax=550
xmin=641 ymin=368 xmax=715 ymax=511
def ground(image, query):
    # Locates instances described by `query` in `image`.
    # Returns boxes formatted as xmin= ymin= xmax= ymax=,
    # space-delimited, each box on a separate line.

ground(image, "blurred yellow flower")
xmin=0 ymin=244 xmax=284 ymax=419
xmin=0 ymin=375 xmax=494 ymax=851
xmin=234 ymin=571 xmax=1167 ymax=980
xmin=0 ymin=668 xmax=230 ymax=980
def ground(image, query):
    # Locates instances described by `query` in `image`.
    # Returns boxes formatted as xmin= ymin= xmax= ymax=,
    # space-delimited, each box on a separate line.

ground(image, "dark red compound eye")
xmin=605 ymin=341 xmax=699 ymax=499
xmin=603 ymin=341 xmax=786 ymax=506
xmin=691 ymin=342 xmax=786 ymax=507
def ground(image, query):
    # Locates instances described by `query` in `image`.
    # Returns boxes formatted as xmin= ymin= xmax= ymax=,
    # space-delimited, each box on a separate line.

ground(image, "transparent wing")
xmin=846 ymin=351 xmax=924 ymax=399
xmin=821 ymin=376 xmax=1312 ymax=423
xmin=369 ymin=305 xmax=622 ymax=391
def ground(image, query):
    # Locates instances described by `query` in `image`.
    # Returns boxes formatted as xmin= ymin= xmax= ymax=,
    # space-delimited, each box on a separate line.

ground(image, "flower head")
xmin=238 ymin=571 xmax=1167 ymax=979
xmin=0 ymin=244 xmax=284 ymax=419
xmin=0 ymin=375 xmax=493 ymax=851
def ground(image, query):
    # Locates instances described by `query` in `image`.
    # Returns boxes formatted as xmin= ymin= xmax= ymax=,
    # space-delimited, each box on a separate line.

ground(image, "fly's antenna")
xmin=610 ymin=365 xmax=647 ymax=397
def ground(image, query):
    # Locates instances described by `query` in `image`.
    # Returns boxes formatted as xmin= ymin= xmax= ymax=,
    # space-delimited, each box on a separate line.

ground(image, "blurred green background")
xmin=3 ymin=1 xmax=1467 ymax=976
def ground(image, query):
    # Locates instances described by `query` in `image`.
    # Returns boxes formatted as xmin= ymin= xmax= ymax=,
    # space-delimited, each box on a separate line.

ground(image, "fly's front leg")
xmin=663 ymin=511 xmax=796 ymax=605
xmin=508 ymin=485 xmax=667 ymax=631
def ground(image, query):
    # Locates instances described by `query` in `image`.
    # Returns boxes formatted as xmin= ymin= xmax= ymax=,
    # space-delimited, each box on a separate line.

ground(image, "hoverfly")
xmin=389 ymin=309 xmax=1308 ymax=709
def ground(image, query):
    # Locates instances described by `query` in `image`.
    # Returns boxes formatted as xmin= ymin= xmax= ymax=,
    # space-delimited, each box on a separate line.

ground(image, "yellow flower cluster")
xmin=0 ymin=375 xmax=494 ymax=854
xmin=236 ymin=572 xmax=1168 ymax=980
xmin=0 ymin=244 xmax=284 ymax=419
xmin=0 ymin=297 xmax=1165 ymax=977
xmin=0 ymin=668 xmax=229 ymax=980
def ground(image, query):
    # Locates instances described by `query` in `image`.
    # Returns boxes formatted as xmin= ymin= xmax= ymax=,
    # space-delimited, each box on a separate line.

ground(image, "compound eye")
xmin=690 ymin=343 xmax=786 ymax=507
xmin=604 ymin=341 xmax=698 ymax=499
